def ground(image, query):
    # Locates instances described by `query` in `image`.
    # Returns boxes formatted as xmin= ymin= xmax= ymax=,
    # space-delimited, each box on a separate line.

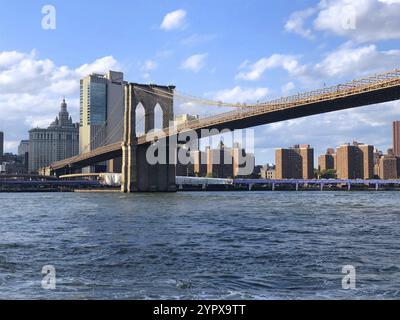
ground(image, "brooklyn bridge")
xmin=46 ymin=69 xmax=400 ymax=192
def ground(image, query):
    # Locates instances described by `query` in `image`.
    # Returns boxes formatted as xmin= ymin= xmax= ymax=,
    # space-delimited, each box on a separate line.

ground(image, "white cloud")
xmin=4 ymin=140 xmax=19 ymax=151
xmin=0 ymin=50 xmax=120 ymax=152
xmin=180 ymin=34 xmax=217 ymax=46
xmin=214 ymin=86 xmax=270 ymax=103
xmin=235 ymin=54 xmax=304 ymax=81
xmin=238 ymin=60 xmax=250 ymax=70
xmin=142 ymin=60 xmax=157 ymax=72
xmin=286 ymin=0 xmax=400 ymax=42
xmin=75 ymin=56 xmax=120 ymax=76
xmin=160 ymin=9 xmax=187 ymax=31
xmin=0 ymin=50 xmax=27 ymax=70
xmin=237 ymin=43 xmax=400 ymax=86
xmin=312 ymin=43 xmax=400 ymax=79
xmin=139 ymin=59 xmax=158 ymax=81
xmin=284 ymin=8 xmax=316 ymax=39
xmin=181 ymin=53 xmax=208 ymax=73
xmin=379 ymin=0 xmax=400 ymax=4
xmin=281 ymin=82 xmax=295 ymax=94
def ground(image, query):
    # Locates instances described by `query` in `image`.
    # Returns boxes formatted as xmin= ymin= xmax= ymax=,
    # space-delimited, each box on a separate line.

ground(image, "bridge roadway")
xmin=49 ymin=69 xmax=400 ymax=172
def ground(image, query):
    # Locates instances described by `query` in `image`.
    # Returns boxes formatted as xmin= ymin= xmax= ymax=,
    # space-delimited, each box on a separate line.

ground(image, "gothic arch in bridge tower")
xmin=135 ymin=102 xmax=145 ymax=136
xmin=130 ymin=84 xmax=174 ymax=135
xmin=154 ymin=103 xmax=164 ymax=132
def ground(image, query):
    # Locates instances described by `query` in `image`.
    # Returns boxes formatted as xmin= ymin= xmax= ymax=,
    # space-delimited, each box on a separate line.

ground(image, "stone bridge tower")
xmin=121 ymin=83 xmax=176 ymax=192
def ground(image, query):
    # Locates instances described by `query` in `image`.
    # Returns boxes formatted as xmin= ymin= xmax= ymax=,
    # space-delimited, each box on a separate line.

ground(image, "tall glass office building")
xmin=79 ymin=71 xmax=125 ymax=172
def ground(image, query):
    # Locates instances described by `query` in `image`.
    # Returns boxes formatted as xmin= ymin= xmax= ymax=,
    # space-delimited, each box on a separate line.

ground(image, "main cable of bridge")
xmin=134 ymin=68 xmax=400 ymax=111
xmin=133 ymin=85 xmax=256 ymax=109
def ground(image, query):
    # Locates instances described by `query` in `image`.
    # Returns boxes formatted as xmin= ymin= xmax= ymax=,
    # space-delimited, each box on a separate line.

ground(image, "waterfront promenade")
xmin=2 ymin=176 xmax=400 ymax=192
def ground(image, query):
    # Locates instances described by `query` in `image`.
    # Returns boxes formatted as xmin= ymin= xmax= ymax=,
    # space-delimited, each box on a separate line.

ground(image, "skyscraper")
xmin=79 ymin=71 xmax=125 ymax=172
xmin=393 ymin=121 xmax=400 ymax=157
xmin=18 ymin=140 xmax=30 ymax=173
xmin=0 ymin=131 xmax=3 ymax=158
xmin=29 ymin=99 xmax=79 ymax=173
xmin=18 ymin=140 xmax=29 ymax=156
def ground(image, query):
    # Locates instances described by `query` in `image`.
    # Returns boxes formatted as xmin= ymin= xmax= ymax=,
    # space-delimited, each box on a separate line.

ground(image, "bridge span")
xmin=47 ymin=68 xmax=400 ymax=192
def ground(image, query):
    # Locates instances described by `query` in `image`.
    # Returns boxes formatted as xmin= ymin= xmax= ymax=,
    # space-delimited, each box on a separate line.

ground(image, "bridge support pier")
xmin=121 ymin=142 xmax=137 ymax=192
xmin=121 ymin=83 xmax=176 ymax=193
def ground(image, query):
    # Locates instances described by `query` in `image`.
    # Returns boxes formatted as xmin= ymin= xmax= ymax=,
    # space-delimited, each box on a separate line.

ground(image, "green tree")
xmin=320 ymin=169 xmax=337 ymax=179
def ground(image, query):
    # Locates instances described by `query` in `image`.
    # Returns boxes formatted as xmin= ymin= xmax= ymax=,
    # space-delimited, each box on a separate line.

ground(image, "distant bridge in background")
xmin=46 ymin=68 xmax=400 ymax=192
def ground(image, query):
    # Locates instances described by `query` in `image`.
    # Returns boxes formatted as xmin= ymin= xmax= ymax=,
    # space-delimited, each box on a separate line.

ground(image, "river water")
xmin=0 ymin=191 xmax=399 ymax=299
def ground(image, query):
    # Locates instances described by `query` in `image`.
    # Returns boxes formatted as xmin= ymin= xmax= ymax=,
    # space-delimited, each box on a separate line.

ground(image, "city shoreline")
xmin=2 ymin=186 xmax=400 ymax=193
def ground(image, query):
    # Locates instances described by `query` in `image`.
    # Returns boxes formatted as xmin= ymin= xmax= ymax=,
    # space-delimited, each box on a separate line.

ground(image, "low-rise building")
xmin=261 ymin=164 xmax=276 ymax=179
xmin=172 ymin=114 xmax=199 ymax=127
xmin=0 ymin=153 xmax=26 ymax=174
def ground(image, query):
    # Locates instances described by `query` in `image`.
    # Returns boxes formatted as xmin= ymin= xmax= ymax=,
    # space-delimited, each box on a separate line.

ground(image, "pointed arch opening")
xmin=135 ymin=102 xmax=145 ymax=136
xmin=154 ymin=103 xmax=164 ymax=132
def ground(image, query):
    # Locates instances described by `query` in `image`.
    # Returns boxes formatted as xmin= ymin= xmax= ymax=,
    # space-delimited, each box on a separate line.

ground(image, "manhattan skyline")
xmin=1 ymin=0 xmax=400 ymax=164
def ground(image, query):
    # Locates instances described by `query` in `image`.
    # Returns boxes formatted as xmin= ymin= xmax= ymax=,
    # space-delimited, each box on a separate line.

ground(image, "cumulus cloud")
xmin=181 ymin=53 xmax=208 ymax=73
xmin=314 ymin=0 xmax=400 ymax=42
xmin=0 ymin=50 xmax=27 ymax=69
xmin=311 ymin=43 xmax=400 ymax=79
xmin=139 ymin=59 xmax=158 ymax=81
xmin=75 ymin=56 xmax=120 ymax=77
xmin=160 ymin=9 xmax=187 ymax=31
xmin=140 ymin=59 xmax=157 ymax=72
xmin=0 ymin=50 xmax=120 ymax=152
xmin=180 ymin=34 xmax=217 ymax=46
xmin=235 ymin=54 xmax=304 ymax=81
xmin=214 ymin=86 xmax=269 ymax=103
xmin=236 ymin=43 xmax=400 ymax=86
xmin=378 ymin=0 xmax=400 ymax=4
xmin=286 ymin=0 xmax=400 ymax=42
xmin=281 ymin=82 xmax=295 ymax=94
xmin=284 ymin=8 xmax=316 ymax=39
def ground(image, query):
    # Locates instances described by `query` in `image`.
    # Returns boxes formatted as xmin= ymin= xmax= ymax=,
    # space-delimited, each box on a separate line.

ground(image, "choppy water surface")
xmin=0 ymin=191 xmax=399 ymax=299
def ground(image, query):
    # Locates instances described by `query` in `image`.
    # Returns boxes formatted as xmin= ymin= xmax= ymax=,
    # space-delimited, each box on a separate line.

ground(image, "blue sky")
xmin=1 ymin=0 xmax=400 ymax=164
